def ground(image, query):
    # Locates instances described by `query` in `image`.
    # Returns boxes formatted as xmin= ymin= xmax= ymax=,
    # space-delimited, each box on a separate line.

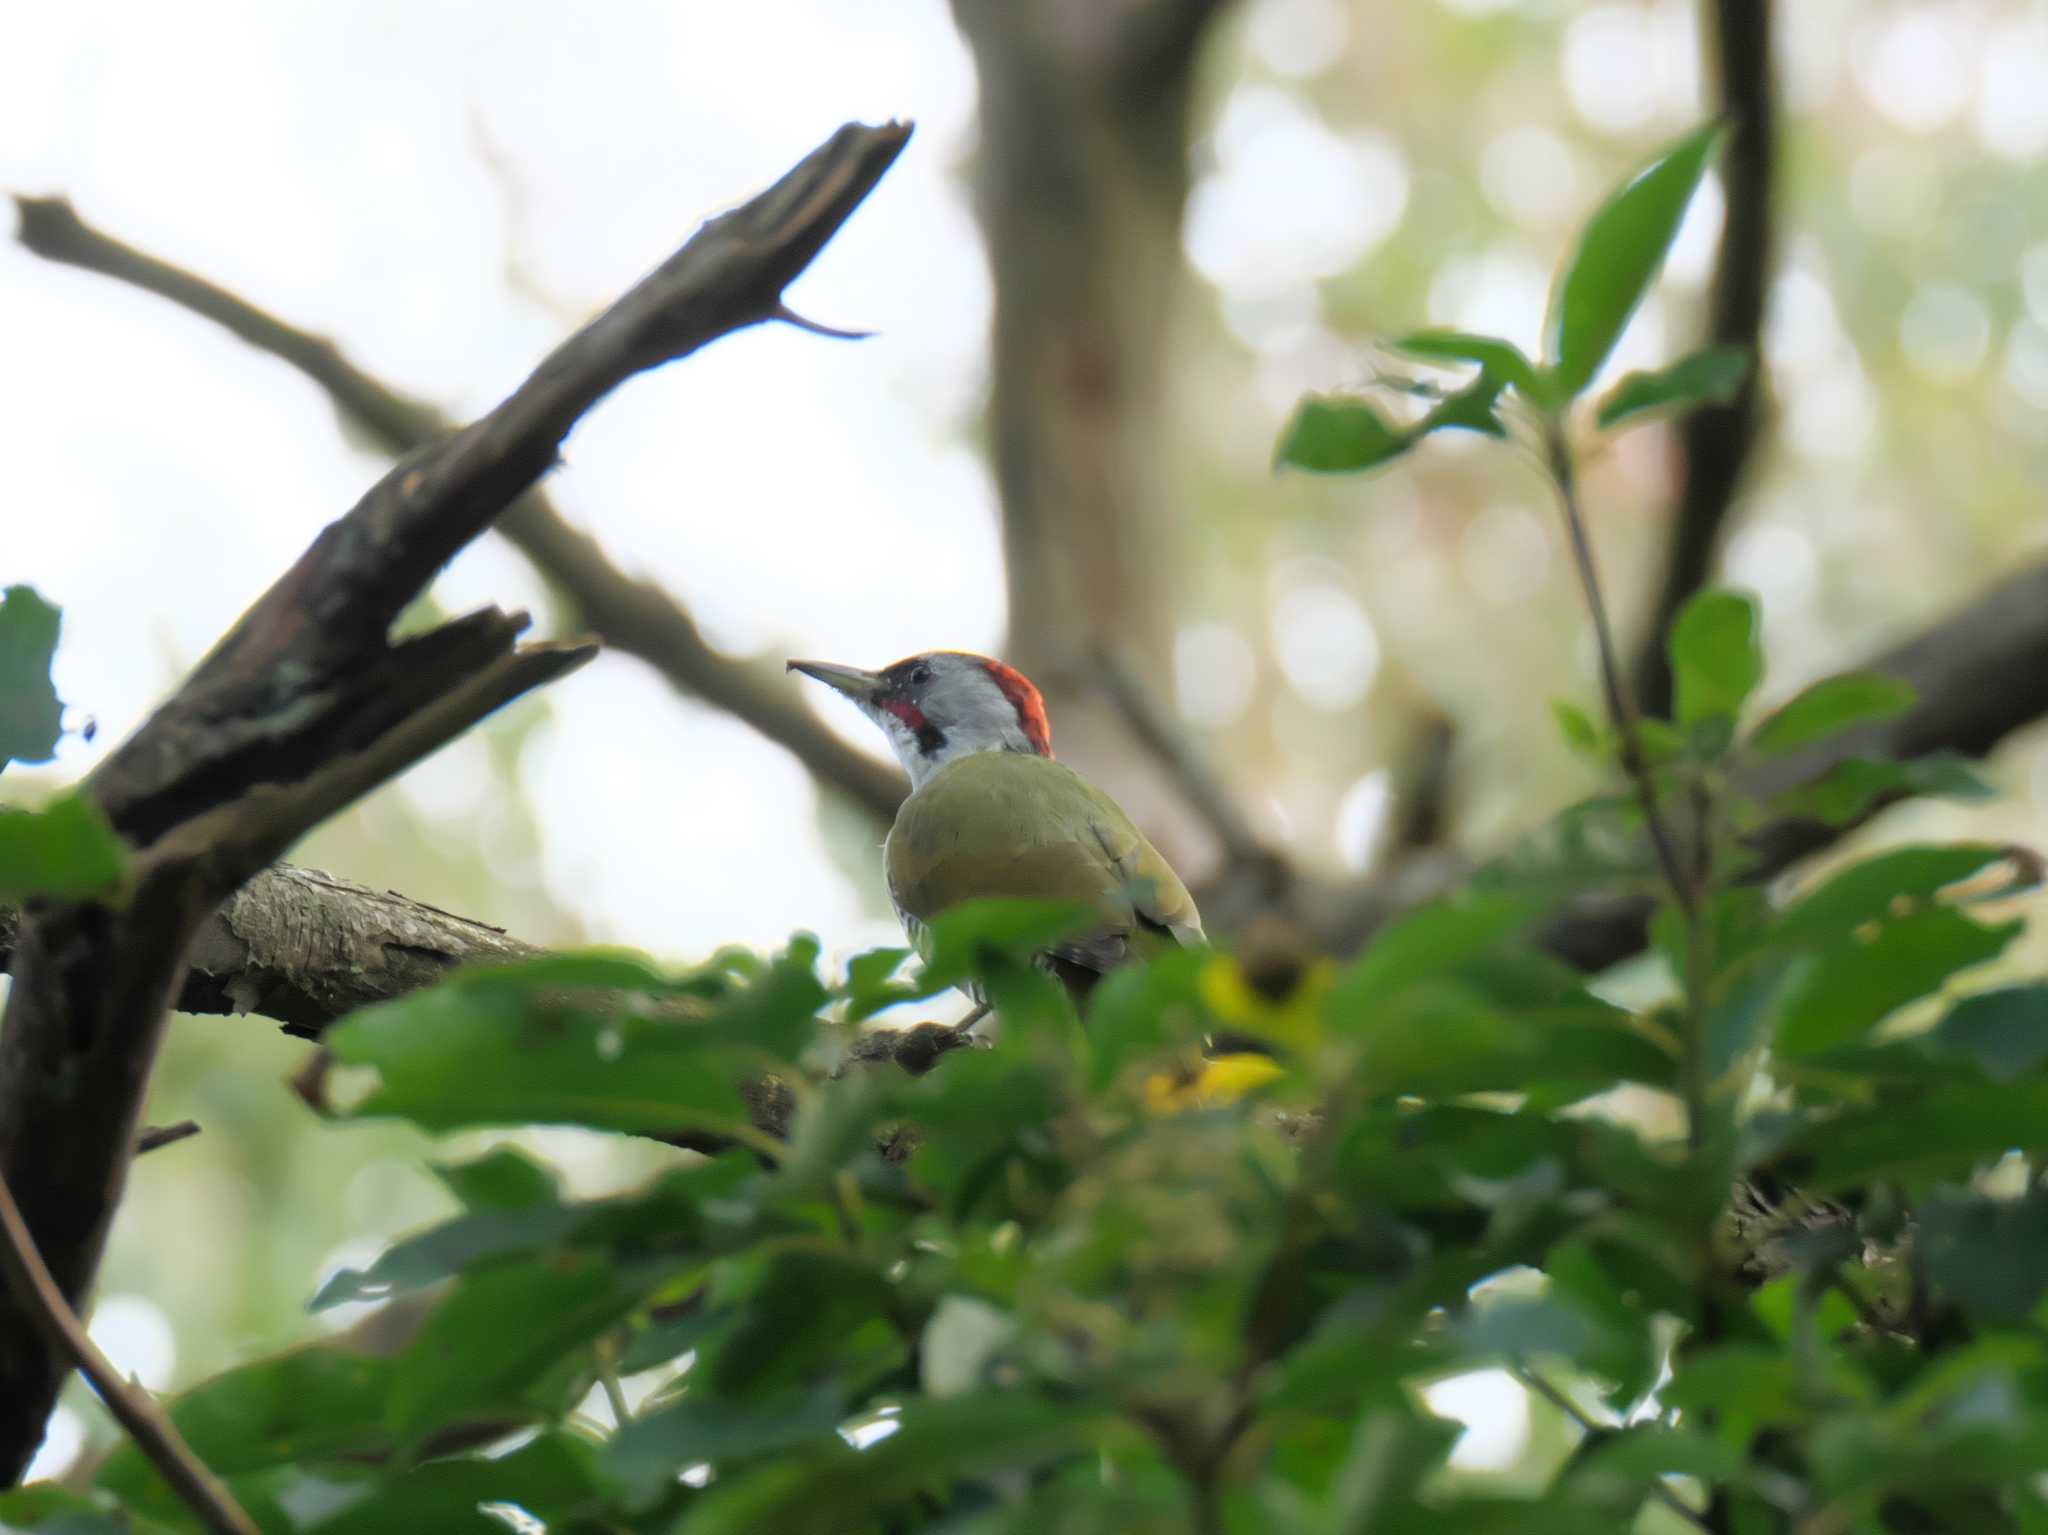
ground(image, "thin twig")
xmin=134 ymin=1122 xmax=201 ymax=1155
xmin=0 ymin=1170 xmax=258 ymax=1535
xmin=1546 ymin=426 xmax=1696 ymax=920
xmin=1091 ymin=645 xmax=1278 ymax=877
xmin=1508 ymin=1361 xmax=1712 ymax=1534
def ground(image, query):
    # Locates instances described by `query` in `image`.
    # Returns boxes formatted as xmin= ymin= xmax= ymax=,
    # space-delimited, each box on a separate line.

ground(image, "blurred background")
xmin=4 ymin=0 xmax=2047 ymax=1492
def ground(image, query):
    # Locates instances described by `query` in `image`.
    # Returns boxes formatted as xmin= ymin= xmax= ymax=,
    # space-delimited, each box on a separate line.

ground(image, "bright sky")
xmin=0 ymin=0 xmax=1005 ymax=958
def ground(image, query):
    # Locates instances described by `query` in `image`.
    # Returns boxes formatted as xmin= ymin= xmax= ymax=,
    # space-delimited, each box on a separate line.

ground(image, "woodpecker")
xmin=788 ymin=651 xmax=1205 ymax=1005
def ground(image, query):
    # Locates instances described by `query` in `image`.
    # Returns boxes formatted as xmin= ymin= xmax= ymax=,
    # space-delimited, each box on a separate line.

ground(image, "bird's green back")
xmin=885 ymin=752 xmax=1204 ymax=959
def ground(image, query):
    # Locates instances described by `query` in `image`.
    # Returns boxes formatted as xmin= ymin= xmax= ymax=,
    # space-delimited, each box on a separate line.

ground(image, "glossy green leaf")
xmin=1793 ymin=1078 xmax=2048 ymax=1187
xmin=1594 ymin=344 xmax=1749 ymax=429
xmin=0 ymin=1487 xmax=179 ymax=1535
xmin=674 ymin=1394 xmax=1111 ymax=1535
xmin=1550 ymin=699 xmax=1603 ymax=754
xmin=313 ymin=1155 xmax=763 ymax=1311
xmin=1925 ymin=986 xmax=2048 ymax=1081
xmin=607 ymin=1385 xmax=846 ymax=1507
xmin=1274 ymin=396 xmax=1411 ymax=474
xmin=913 ymin=897 xmax=1096 ymax=995
xmin=0 ymin=585 xmax=64 ymax=769
xmin=432 ymin=1146 xmax=560 ymax=1212
xmin=326 ymin=944 xmax=824 ymax=1138
xmin=1328 ymin=893 xmax=1541 ymax=1020
xmin=97 ymin=1348 xmax=398 ymax=1500
xmin=387 ymin=1252 xmax=653 ymax=1442
xmin=1767 ymin=752 xmax=1993 ymax=826
xmin=1919 ymin=1187 xmax=2048 ymax=1325
xmin=1548 ymin=121 xmax=1723 ymax=397
xmin=0 ymin=793 xmax=126 ymax=901
xmin=1777 ymin=844 xmax=2013 ymax=945
xmin=1748 ymin=672 xmax=1917 ymax=756
xmin=1775 ymin=907 xmax=2019 ymax=1057
xmin=702 ymin=1248 xmax=904 ymax=1400
xmin=1667 ymin=589 xmax=1762 ymax=728
xmin=1413 ymin=372 xmax=1507 ymax=440
xmin=1389 ymin=330 xmax=1545 ymax=399
xmin=308 ymin=1433 xmax=600 ymax=1535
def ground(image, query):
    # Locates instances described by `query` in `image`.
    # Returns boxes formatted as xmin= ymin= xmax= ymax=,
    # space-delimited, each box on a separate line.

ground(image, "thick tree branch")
xmin=12 ymin=196 xmax=905 ymax=824
xmin=0 ymin=864 xmax=537 ymax=1031
xmin=0 ymin=119 xmax=910 ymax=1481
xmin=950 ymin=0 xmax=1235 ymax=768
xmin=1632 ymin=0 xmax=1777 ymax=716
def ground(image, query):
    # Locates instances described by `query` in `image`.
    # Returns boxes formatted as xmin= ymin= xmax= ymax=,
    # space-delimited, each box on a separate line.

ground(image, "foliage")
xmin=0 ymin=585 xmax=65 ymax=771
xmin=8 ymin=123 xmax=2048 ymax=1535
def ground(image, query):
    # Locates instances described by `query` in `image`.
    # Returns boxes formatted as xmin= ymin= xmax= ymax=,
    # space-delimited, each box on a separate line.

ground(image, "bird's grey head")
xmin=786 ymin=650 xmax=1053 ymax=789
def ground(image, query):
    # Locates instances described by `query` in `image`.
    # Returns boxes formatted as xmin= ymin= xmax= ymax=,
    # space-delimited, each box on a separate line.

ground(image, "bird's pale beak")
xmin=786 ymin=659 xmax=881 ymax=702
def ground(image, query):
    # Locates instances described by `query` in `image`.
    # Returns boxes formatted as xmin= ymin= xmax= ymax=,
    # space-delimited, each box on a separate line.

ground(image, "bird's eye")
xmin=909 ymin=663 xmax=932 ymax=687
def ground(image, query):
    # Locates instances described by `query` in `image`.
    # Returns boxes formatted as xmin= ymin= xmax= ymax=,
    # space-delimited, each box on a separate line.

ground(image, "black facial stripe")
xmin=914 ymin=720 xmax=947 ymax=756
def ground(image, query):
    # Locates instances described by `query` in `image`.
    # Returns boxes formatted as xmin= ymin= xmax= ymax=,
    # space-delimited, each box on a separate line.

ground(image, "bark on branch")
xmin=0 ymin=119 xmax=910 ymax=1482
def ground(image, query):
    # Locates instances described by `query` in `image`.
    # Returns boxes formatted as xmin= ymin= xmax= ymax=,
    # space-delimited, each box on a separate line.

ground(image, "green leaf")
xmin=702 ymin=1248 xmax=904 ymax=1400
xmin=1593 ymin=344 xmax=1750 ymax=429
xmin=1414 ymin=372 xmax=1507 ymax=440
xmin=0 ymin=793 xmax=127 ymax=901
xmin=313 ymin=1155 xmax=764 ymax=1310
xmin=0 ymin=1487 xmax=180 ymax=1535
xmin=1548 ymin=121 xmax=1724 ymax=398
xmin=1560 ymin=1425 xmax=1744 ymax=1513
xmin=1925 ymin=986 xmax=2048 ymax=1082
xmin=97 ymin=1348 xmax=398 ymax=1499
xmin=1328 ymin=893 xmax=1542 ymax=1019
xmin=913 ymin=897 xmax=1097 ymax=996
xmin=1274 ymin=396 xmax=1412 ymax=475
xmin=1794 ymin=1078 xmax=2048 ymax=1187
xmin=1775 ymin=907 xmax=2019 ymax=1057
xmin=0 ymin=585 xmax=64 ymax=769
xmin=607 ymin=1385 xmax=846 ymax=1507
xmin=1919 ymin=1187 xmax=2048 ymax=1325
xmin=387 ymin=1251 xmax=652 ymax=1442
xmin=674 ymin=1394 xmax=1110 ymax=1535
xmin=1550 ymin=699 xmax=1603 ymax=755
xmin=1778 ymin=844 xmax=2013 ymax=945
xmin=326 ymin=945 xmax=824 ymax=1139
xmin=1766 ymin=752 xmax=1993 ymax=827
xmin=432 ymin=1146 xmax=560 ymax=1211
xmin=306 ymin=1432 xmax=600 ymax=1535
xmin=1667 ymin=589 xmax=1762 ymax=728
xmin=1389 ymin=330 xmax=1545 ymax=399
xmin=1748 ymin=672 xmax=1917 ymax=756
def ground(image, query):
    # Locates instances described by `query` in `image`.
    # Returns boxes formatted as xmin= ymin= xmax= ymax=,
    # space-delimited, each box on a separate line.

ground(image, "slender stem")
xmin=1510 ymin=1362 xmax=1713 ymax=1534
xmin=0 ymin=1171 xmax=259 ymax=1535
xmin=1545 ymin=425 xmax=1696 ymax=920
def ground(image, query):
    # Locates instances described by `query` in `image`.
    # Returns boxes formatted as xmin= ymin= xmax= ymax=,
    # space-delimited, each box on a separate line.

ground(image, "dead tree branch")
xmin=1632 ymin=0 xmax=1777 ymax=716
xmin=0 ymin=119 xmax=910 ymax=1481
xmin=12 ymin=196 xmax=906 ymax=825
xmin=0 ymin=863 xmax=538 ymax=1032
